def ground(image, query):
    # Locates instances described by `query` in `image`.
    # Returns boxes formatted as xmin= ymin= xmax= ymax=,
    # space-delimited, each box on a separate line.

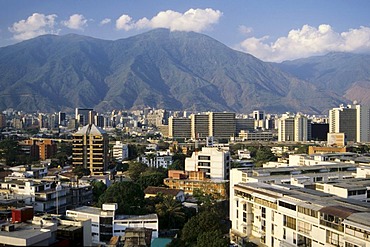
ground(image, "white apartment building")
xmin=230 ymin=181 xmax=370 ymax=247
xmin=185 ymin=146 xmax=230 ymax=180
xmin=66 ymin=203 xmax=159 ymax=245
xmin=112 ymin=141 xmax=129 ymax=162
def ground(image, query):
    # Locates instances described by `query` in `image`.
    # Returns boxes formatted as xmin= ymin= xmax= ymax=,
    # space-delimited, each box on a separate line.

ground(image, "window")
xmin=262 ymin=207 xmax=266 ymax=219
xmin=283 ymin=228 xmax=286 ymax=239
xmin=243 ymin=212 xmax=247 ymax=222
xmin=293 ymin=232 xmax=297 ymax=244
xmin=283 ymin=215 xmax=296 ymax=230
xmin=243 ymin=203 xmax=247 ymax=211
xmin=279 ymin=201 xmax=296 ymax=211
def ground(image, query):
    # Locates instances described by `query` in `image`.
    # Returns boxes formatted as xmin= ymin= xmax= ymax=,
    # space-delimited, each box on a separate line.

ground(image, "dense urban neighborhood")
xmin=0 ymin=105 xmax=369 ymax=246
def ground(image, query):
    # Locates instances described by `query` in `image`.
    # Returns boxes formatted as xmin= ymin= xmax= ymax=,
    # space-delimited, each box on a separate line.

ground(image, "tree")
xmin=137 ymin=171 xmax=166 ymax=189
xmin=0 ymin=139 xmax=21 ymax=166
xmin=98 ymin=181 xmax=145 ymax=214
xmin=91 ymin=181 xmax=107 ymax=203
xmin=127 ymin=161 xmax=147 ymax=181
xmin=73 ymin=166 xmax=91 ymax=178
xmin=294 ymin=145 xmax=309 ymax=154
xmin=155 ymin=195 xmax=185 ymax=229
xmin=196 ymin=229 xmax=229 ymax=247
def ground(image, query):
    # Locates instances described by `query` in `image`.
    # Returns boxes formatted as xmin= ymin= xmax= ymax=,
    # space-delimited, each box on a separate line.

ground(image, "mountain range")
xmin=0 ymin=28 xmax=369 ymax=114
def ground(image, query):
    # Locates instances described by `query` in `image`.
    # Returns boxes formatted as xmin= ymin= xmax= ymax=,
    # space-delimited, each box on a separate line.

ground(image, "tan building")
xmin=308 ymin=146 xmax=347 ymax=155
xmin=164 ymin=170 xmax=228 ymax=199
xmin=72 ymin=124 xmax=109 ymax=175
xmin=191 ymin=113 xmax=209 ymax=140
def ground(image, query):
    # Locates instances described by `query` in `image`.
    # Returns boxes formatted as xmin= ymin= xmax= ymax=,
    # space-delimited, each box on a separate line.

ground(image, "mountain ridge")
xmin=0 ymin=29 xmax=365 ymax=114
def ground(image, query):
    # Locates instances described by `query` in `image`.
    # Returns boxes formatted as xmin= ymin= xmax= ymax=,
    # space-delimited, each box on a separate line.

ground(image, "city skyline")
xmin=1 ymin=0 xmax=370 ymax=62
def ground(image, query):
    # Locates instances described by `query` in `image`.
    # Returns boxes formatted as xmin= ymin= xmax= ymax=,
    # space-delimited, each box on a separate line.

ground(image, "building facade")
xmin=72 ymin=124 xmax=109 ymax=175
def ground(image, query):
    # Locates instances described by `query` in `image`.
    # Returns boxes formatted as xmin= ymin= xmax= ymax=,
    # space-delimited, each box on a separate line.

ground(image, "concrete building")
xmin=164 ymin=170 xmax=229 ymax=199
xmin=112 ymin=141 xmax=129 ymax=162
xmin=66 ymin=203 xmax=159 ymax=245
xmin=278 ymin=113 xmax=309 ymax=142
xmin=72 ymin=124 xmax=109 ymax=175
xmin=185 ymin=146 xmax=230 ymax=180
xmin=230 ymin=180 xmax=370 ymax=247
xmin=168 ymin=116 xmax=191 ymax=139
xmin=209 ymin=112 xmax=236 ymax=140
xmin=75 ymin=108 xmax=94 ymax=126
xmin=355 ymin=104 xmax=370 ymax=143
xmin=190 ymin=113 xmax=209 ymax=140
xmin=0 ymin=113 xmax=6 ymax=128
xmin=329 ymin=104 xmax=357 ymax=142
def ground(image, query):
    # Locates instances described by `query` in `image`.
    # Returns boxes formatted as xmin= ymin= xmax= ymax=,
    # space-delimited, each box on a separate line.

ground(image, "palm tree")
xmin=155 ymin=195 xmax=185 ymax=229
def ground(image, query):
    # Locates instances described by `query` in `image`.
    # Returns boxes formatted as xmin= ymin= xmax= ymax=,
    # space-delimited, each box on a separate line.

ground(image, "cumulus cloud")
xmin=116 ymin=8 xmax=222 ymax=32
xmin=100 ymin=18 xmax=111 ymax=26
xmin=9 ymin=13 xmax=58 ymax=41
xmin=62 ymin=14 xmax=88 ymax=30
xmin=237 ymin=24 xmax=370 ymax=62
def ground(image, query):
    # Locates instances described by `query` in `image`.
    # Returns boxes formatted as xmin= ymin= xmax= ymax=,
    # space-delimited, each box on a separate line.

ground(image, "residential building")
xmin=66 ymin=203 xmax=159 ymax=245
xmin=112 ymin=141 xmax=129 ymax=162
xmin=164 ymin=170 xmax=228 ymax=199
xmin=185 ymin=146 xmax=231 ymax=180
xmin=144 ymin=186 xmax=185 ymax=202
xmin=230 ymin=181 xmax=370 ymax=247
xmin=72 ymin=124 xmax=109 ymax=175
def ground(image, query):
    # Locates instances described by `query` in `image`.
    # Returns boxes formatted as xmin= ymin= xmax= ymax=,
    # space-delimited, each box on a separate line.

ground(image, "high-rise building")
xmin=278 ymin=114 xmax=295 ymax=142
xmin=58 ymin=112 xmax=66 ymax=126
xmin=208 ymin=112 xmax=236 ymax=140
xmin=190 ymin=114 xmax=209 ymax=140
xmin=355 ymin=104 xmax=370 ymax=142
xmin=168 ymin=117 xmax=191 ymax=139
xmin=75 ymin=108 xmax=94 ymax=126
xmin=0 ymin=113 xmax=6 ymax=128
xmin=329 ymin=105 xmax=357 ymax=142
xmin=278 ymin=113 xmax=309 ymax=142
xmin=112 ymin=141 xmax=129 ymax=162
xmin=72 ymin=124 xmax=109 ymax=175
xmin=235 ymin=118 xmax=255 ymax=134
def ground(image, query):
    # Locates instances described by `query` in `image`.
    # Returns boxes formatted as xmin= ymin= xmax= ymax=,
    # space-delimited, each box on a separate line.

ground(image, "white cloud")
xmin=9 ymin=13 xmax=58 ymax=41
xmin=116 ymin=8 xmax=222 ymax=32
xmin=236 ymin=24 xmax=370 ymax=62
xmin=100 ymin=18 xmax=111 ymax=26
xmin=62 ymin=14 xmax=87 ymax=30
xmin=238 ymin=25 xmax=253 ymax=35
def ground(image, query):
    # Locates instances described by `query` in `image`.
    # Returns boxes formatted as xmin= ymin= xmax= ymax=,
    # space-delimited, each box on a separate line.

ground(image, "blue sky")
xmin=1 ymin=0 xmax=370 ymax=62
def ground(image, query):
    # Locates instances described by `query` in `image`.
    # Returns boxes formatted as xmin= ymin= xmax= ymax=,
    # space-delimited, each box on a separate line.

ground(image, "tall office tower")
xmin=94 ymin=114 xmax=105 ymax=128
xmin=278 ymin=114 xmax=295 ymax=142
xmin=75 ymin=108 xmax=93 ymax=126
xmin=235 ymin=118 xmax=255 ymax=134
xmin=191 ymin=114 xmax=209 ymax=140
xmin=355 ymin=104 xmax=370 ymax=142
xmin=253 ymin=110 xmax=265 ymax=121
xmin=38 ymin=113 xmax=48 ymax=129
xmin=72 ymin=124 xmax=109 ymax=175
xmin=208 ymin=112 xmax=236 ymax=140
xmin=0 ymin=113 xmax=6 ymax=128
xmin=88 ymin=110 xmax=97 ymax=125
xmin=253 ymin=110 xmax=265 ymax=129
xmin=168 ymin=116 xmax=191 ymax=139
xmin=58 ymin=112 xmax=66 ymax=126
xmin=329 ymin=105 xmax=357 ymax=142
xmin=185 ymin=146 xmax=230 ymax=180
xmin=294 ymin=113 xmax=309 ymax=141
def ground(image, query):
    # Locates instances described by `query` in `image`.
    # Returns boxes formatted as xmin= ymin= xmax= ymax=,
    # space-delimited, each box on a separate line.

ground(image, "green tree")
xmin=196 ymin=229 xmax=229 ymax=247
xmin=91 ymin=181 xmax=107 ymax=203
xmin=98 ymin=181 xmax=145 ymax=214
xmin=0 ymin=139 xmax=21 ymax=166
xmin=127 ymin=161 xmax=147 ymax=181
xmin=73 ymin=166 xmax=91 ymax=178
xmin=294 ymin=145 xmax=309 ymax=154
xmin=155 ymin=195 xmax=185 ymax=229
xmin=137 ymin=171 xmax=166 ymax=189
